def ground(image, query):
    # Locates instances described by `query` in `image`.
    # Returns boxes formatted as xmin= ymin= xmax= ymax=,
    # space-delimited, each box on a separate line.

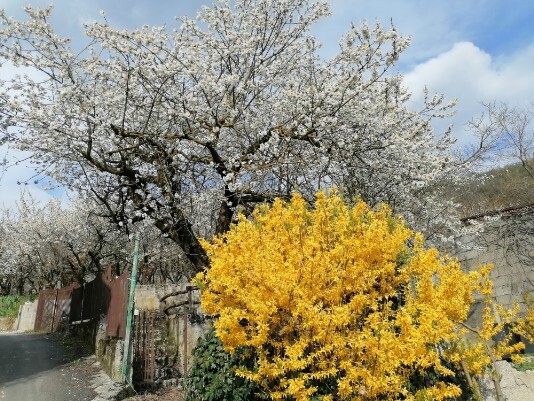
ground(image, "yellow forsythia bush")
xmin=197 ymin=191 xmax=482 ymax=401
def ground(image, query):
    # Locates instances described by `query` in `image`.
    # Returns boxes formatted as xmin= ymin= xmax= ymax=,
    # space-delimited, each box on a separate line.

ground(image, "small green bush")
xmin=186 ymin=329 xmax=263 ymax=401
xmin=0 ymin=295 xmax=33 ymax=318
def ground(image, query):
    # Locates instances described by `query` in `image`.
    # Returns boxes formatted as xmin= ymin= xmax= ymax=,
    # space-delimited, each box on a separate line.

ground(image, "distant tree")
xmin=0 ymin=192 xmax=108 ymax=290
xmin=0 ymin=221 xmax=15 ymax=295
xmin=0 ymin=192 xmax=191 ymax=292
xmin=443 ymin=162 xmax=534 ymax=216
xmin=0 ymin=1 xmax=464 ymax=273
xmin=459 ymin=100 xmax=534 ymax=270
xmin=466 ymin=101 xmax=534 ymax=178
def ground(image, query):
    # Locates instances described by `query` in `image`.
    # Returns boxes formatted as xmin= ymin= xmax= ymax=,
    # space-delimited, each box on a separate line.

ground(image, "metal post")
xmin=80 ymin=283 xmax=85 ymax=322
xmin=122 ymin=231 xmax=141 ymax=384
xmin=183 ymin=312 xmax=188 ymax=374
xmin=50 ymin=289 xmax=58 ymax=333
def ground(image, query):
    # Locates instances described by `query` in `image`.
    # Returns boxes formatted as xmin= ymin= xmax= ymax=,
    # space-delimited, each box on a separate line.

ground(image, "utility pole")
xmin=122 ymin=231 xmax=140 ymax=385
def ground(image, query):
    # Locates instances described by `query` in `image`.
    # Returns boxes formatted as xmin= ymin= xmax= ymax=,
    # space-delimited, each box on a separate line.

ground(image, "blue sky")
xmin=1 ymin=0 xmax=534 ymax=208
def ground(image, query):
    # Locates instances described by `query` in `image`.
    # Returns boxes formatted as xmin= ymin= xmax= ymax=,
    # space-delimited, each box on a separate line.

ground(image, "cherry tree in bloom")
xmin=0 ymin=0 xmax=464 ymax=273
xmin=0 ymin=192 xmax=114 ymax=291
xmin=0 ymin=192 xmax=191 ymax=293
xmin=0 ymin=217 xmax=13 ymax=294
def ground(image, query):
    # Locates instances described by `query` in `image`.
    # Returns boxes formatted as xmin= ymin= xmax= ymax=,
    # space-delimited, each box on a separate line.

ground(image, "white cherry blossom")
xmin=0 ymin=0 xmax=469 ymax=272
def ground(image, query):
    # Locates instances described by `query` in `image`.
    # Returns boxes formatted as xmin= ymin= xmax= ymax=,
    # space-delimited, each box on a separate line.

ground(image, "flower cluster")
xmin=198 ymin=191 xmax=481 ymax=400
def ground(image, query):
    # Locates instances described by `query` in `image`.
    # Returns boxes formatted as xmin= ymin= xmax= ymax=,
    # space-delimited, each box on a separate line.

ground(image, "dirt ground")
xmin=124 ymin=386 xmax=185 ymax=401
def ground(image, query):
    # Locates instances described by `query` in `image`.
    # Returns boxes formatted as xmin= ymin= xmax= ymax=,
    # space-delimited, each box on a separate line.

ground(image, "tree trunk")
xmin=215 ymin=189 xmax=237 ymax=235
xmin=154 ymin=215 xmax=209 ymax=275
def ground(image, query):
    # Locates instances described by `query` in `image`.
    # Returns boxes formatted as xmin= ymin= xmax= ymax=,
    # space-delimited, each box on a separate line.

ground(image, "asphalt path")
xmin=0 ymin=333 xmax=97 ymax=401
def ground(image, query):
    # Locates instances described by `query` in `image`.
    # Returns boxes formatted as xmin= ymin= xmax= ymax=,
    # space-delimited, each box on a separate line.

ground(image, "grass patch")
xmin=513 ymin=354 xmax=534 ymax=372
xmin=0 ymin=295 xmax=35 ymax=318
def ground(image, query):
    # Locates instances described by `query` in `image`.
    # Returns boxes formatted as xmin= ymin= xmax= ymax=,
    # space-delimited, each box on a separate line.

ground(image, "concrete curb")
xmin=89 ymin=357 xmax=135 ymax=401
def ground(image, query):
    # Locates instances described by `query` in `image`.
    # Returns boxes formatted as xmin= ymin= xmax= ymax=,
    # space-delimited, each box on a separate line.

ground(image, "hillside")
xmin=447 ymin=161 xmax=534 ymax=218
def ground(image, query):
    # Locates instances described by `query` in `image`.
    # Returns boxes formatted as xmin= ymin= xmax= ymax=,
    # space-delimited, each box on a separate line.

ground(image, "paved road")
xmin=0 ymin=333 xmax=97 ymax=401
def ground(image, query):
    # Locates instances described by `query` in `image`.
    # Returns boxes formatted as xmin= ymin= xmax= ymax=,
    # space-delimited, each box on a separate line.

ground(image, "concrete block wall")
xmin=452 ymin=212 xmax=534 ymax=326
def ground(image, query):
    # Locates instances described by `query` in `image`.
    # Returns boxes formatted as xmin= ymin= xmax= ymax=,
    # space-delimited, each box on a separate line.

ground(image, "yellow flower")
xmin=197 ymin=190 xmax=495 ymax=401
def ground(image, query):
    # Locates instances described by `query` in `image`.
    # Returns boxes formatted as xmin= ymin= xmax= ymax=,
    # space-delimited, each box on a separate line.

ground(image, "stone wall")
xmin=134 ymin=282 xmax=210 ymax=380
xmin=479 ymin=359 xmax=534 ymax=401
xmin=135 ymin=283 xmax=188 ymax=311
xmin=452 ymin=208 xmax=534 ymax=329
xmin=96 ymin=334 xmax=124 ymax=383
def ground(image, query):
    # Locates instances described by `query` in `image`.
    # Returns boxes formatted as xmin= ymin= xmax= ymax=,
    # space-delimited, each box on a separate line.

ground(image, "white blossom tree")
xmin=0 ymin=191 xmax=192 ymax=292
xmin=0 ymin=215 xmax=14 ymax=294
xmin=0 ymin=193 xmax=70 ymax=292
xmin=0 ymin=0 xmax=464 ymax=273
xmin=0 ymin=192 xmax=107 ymax=291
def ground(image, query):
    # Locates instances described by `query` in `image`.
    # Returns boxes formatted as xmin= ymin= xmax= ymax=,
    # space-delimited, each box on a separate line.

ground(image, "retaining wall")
xmin=0 ymin=317 xmax=15 ymax=332
xmin=71 ymin=316 xmax=125 ymax=382
xmin=450 ymin=208 xmax=534 ymax=356
xmin=15 ymin=300 xmax=38 ymax=332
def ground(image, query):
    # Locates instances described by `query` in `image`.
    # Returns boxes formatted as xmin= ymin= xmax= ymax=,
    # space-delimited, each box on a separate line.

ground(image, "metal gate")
xmin=34 ymin=284 xmax=78 ymax=332
xmin=131 ymin=284 xmax=210 ymax=385
xmin=132 ymin=311 xmax=169 ymax=383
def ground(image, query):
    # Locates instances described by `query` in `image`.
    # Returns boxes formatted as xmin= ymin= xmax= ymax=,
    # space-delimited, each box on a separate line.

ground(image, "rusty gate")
xmin=132 ymin=311 xmax=169 ymax=383
xmin=34 ymin=267 xmax=129 ymax=336
xmin=34 ymin=283 xmax=78 ymax=332
xmin=132 ymin=284 xmax=210 ymax=384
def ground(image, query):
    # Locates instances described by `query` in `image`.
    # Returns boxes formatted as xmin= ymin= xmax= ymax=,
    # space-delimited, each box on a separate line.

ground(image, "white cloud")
xmin=403 ymin=41 xmax=534 ymax=144
xmin=315 ymin=0 xmax=490 ymax=66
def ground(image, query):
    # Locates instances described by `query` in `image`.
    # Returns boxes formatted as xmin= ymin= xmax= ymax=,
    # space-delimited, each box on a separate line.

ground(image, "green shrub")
xmin=186 ymin=329 xmax=263 ymax=401
xmin=0 ymin=295 xmax=33 ymax=318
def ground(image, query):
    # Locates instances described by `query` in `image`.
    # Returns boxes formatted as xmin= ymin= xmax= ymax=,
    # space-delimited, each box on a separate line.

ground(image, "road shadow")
xmin=0 ymin=332 xmax=92 ymax=386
